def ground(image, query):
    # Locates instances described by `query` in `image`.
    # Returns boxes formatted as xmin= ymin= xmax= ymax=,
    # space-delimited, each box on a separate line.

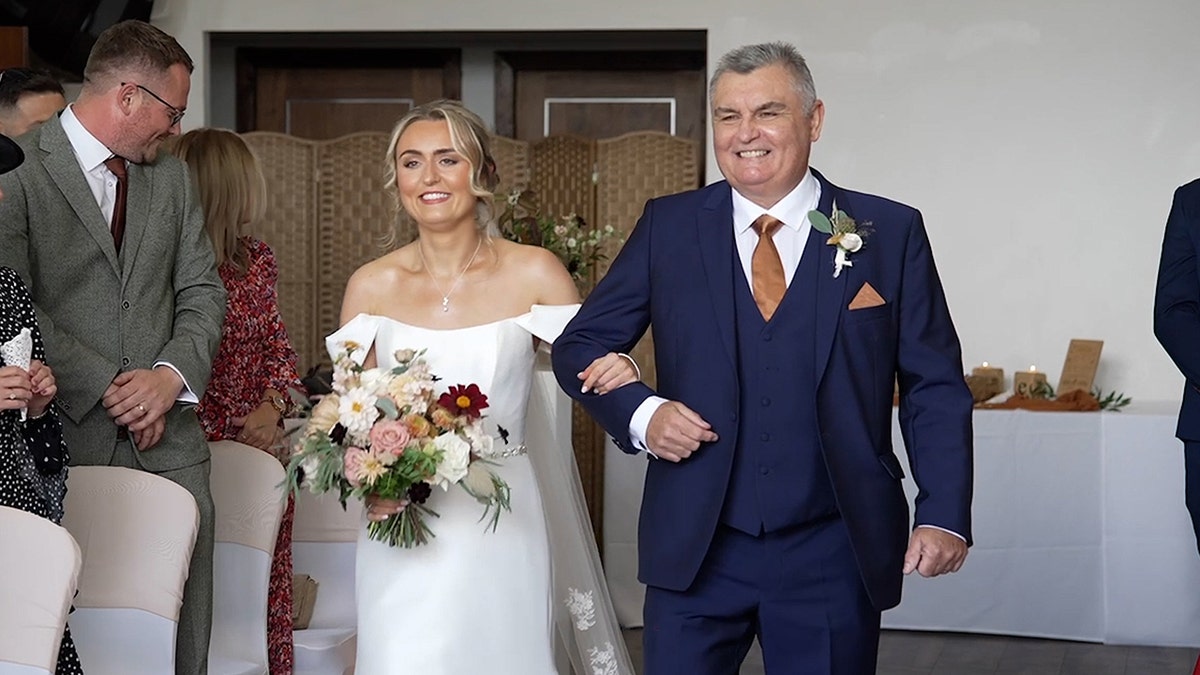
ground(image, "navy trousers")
xmin=642 ymin=516 xmax=880 ymax=675
xmin=1186 ymin=442 xmax=1200 ymax=556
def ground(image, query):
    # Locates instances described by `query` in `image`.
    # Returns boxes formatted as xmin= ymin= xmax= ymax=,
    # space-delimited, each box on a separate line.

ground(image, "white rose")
xmin=432 ymin=433 xmax=471 ymax=489
xmin=839 ymin=232 xmax=863 ymax=253
xmin=464 ymin=422 xmax=496 ymax=458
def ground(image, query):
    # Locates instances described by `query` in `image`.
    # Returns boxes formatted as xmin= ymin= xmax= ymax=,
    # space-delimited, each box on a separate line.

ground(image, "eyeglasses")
xmin=123 ymin=82 xmax=185 ymax=127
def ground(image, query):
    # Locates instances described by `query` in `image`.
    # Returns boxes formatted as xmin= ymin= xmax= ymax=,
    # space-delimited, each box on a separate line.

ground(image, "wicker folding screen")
xmin=242 ymin=132 xmax=320 ymax=370
xmin=489 ymin=134 xmax=531 ymax=196
xmin=596 ymin=131 xmax=701 ymax=390
xmin=530 ymin=135 xmax=595 ymax=223
xmin=316 ymin=133 xmax=397 ymax=361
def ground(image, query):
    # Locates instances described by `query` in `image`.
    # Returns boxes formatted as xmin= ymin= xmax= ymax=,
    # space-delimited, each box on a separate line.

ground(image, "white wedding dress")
xmin=327 ymin=306 xmax=632 ymax=675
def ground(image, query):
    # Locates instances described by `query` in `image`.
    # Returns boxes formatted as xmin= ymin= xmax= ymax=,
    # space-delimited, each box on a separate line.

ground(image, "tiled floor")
xmin=620 ymin=629 xmax=1200 ymax=675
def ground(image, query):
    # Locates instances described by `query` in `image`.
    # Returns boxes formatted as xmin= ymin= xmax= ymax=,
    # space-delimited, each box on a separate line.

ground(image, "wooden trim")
xmin=234 ymin=47 xmax=463 ymax=133
xmin=0 ymin=26 xmax=29 ymax=70
xmin=493 ymin=54 xmax=515 ymax=137
xmin=496 ymin=50 xmax=705 ymax=73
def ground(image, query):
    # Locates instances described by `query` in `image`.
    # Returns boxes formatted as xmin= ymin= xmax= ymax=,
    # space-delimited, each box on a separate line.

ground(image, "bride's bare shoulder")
xmin=349 ymin=246 xmax=418 ymax=284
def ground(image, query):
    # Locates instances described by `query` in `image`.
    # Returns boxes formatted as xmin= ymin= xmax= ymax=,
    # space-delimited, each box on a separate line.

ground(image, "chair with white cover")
xmin=291 ymin=490 xmax=360 ymax=675
xmin=207 ymin=440 xmax=287 ymax=675
xmin=0 ymin=505 xmax=82 ymax=675
xmin=61 ymin=466 xmax=199 ymax=675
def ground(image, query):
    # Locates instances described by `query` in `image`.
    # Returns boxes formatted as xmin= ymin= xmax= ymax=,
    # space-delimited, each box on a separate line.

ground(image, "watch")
xmin=264 ymin=392 xmax=287 ymax=416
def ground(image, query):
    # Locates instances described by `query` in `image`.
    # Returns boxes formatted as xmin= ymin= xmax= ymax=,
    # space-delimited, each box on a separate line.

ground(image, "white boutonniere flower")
xmin=808 ymin=201 xmax=873 ymax=278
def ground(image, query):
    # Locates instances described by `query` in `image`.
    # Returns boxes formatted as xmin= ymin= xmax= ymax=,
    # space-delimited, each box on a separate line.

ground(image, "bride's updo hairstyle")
xmin=384 ymin=99 xmax=501 ymax=240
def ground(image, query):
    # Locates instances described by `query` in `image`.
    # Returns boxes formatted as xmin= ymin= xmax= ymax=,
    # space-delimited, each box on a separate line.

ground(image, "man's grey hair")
xmin=709 ymin=42 xmax=818 ymax=115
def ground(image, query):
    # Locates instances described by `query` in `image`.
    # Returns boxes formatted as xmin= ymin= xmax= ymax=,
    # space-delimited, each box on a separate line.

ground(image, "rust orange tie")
xmin=751 ymin=214 xmax=786 ymax=320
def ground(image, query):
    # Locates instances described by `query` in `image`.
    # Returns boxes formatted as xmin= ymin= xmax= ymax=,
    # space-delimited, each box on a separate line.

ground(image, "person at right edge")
xmin=552 ymin=42 xmax=974 ymax=674
xmin=1154 ymin=179 xmax=1200 ymax=559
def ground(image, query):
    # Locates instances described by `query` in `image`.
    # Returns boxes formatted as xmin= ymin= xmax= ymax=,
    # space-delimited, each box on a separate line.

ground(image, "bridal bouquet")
xmin=285 ymin=342 xmax=515 ymax=547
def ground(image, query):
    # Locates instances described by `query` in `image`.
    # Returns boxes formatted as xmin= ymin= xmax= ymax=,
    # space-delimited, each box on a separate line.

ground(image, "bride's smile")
xmin=394 ymin=119 xmax=477 ymax=231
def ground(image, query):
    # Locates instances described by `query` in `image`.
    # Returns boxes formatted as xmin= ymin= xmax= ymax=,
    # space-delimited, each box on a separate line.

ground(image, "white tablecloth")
xmin=601 ymin=405 xmax=1200 ymax=647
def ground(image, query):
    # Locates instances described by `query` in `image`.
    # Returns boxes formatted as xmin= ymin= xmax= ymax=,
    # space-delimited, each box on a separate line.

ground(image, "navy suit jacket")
xmin=552 ymin=170 xmax=974 ymax=610
xmin=1154 ymin=179 xmax=1200 ymax=441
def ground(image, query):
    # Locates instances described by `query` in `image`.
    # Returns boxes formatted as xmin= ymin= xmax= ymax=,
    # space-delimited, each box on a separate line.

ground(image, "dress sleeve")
xmin=326 ymin=314 xmax=383 ymax=365
xmin=511 ymin=304 xmax=581 ymax=345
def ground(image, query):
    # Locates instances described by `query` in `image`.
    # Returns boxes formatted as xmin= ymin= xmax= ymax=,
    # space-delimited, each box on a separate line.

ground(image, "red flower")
xmin=438 ymin=383 xmax=489 ymax=420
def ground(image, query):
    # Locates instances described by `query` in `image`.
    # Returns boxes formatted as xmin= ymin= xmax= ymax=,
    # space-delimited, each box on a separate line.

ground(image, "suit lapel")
xmin=697 ymin=184 xmax=738 ymax=372
xmin=121 ymin=162 xmax=152 ymax=281
xmin=812 ymin=169 xmax=851 ymax=381
xmin=39 ymin=118 xmax=121 ymax=276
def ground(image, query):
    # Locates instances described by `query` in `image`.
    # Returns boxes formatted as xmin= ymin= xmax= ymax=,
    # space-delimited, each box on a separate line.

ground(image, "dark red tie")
xmin=104 ymin=156 xmax=127 ymax=253
xmin=751 ymin=214 xmax=786 ymax=320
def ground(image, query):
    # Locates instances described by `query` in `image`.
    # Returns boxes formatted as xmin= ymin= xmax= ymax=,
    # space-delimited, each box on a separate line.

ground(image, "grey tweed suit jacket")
xmin=0 ymin=115 xmax=226 ymax=472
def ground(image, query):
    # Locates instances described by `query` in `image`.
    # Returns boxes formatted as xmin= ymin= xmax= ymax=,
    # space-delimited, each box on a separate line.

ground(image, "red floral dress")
xmin=197 ymin=237 xmax=302 ymax=675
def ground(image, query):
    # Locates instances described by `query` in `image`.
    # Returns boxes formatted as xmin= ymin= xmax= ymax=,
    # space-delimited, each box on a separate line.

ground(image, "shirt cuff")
xmin=629 ymin=395 xmax=668 ymax=459
xmin=153 ymin=362 xmax=199 ymax=404
xmin=915 ymin=524 xmax=967 ymax=542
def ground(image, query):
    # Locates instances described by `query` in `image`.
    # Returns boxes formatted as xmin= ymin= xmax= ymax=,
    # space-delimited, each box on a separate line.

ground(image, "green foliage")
xmin=497 ymin=189 xmax=625 ymax=285
xmin=1092 ymin=388 xmax=1132 ymax=412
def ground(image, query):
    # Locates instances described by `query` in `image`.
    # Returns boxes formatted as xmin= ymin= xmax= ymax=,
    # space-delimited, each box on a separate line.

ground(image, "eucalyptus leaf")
xmin=375 ymin=396 xmax=399 ymax=419
xmin=809 ymin=209 xmax=833 ymax=234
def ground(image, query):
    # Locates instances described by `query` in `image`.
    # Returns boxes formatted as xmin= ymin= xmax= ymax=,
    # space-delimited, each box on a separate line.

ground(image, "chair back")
xmin=0 ymin=506 xmax=81 ymax=674
xmin=291 ymin=491 xmax=361 ymax=675
xmin=61 ymin=466 xmax=199 ymax=675
xmin=207 ymin=441 xmax=287 ymax=674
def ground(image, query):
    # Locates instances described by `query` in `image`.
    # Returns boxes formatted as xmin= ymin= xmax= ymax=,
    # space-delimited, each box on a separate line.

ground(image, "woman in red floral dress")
xmin=173 ymin=128 xmax=303 ymax=675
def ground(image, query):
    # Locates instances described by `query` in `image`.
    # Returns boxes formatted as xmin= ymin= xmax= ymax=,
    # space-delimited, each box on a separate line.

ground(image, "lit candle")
xmin=1014 ymin=365 xmax=1048 ymax=397
xmin=971 ymin=361 xmax=1004 ymax=388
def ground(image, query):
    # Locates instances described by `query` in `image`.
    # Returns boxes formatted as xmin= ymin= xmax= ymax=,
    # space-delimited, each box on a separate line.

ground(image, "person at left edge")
xmin=0 ymin=20 xmax=226 ymax=675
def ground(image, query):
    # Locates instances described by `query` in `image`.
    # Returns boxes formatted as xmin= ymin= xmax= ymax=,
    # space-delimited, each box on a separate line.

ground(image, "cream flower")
xmin=461 ymin=461 xmax=498 ymax=499
xmin=432 ymin=433 xmax=471 ymax=489
xmin=839 ymin=232 xmax=863 ymax=252
xmin=338 ymin=389 xmax=379 ymax=441
xmin=305 ymin=394 xmax=341 ymax=434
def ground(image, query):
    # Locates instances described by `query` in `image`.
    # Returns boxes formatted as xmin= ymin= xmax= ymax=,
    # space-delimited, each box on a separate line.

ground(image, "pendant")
xmin=441 ymin=296 xmax=450 ymax=312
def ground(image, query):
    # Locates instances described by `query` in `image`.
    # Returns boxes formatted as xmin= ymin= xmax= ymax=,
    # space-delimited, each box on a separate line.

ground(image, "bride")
xmin=328 ymin=100 xmax=637 ymax=674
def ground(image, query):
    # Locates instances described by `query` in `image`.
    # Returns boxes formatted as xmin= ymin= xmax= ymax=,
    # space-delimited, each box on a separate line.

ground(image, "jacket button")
xmin=763 ymin=333 xmax=773 ymax=342
xmin=121 ymin=357 xmax=130 ymax=366
xmin=760 ymin=432 xmax=770 ymax=442
xmin=121 ymin=300 xmax=130 ymax=310
xmin=759 ymin=466 xmax=770 ymax=476
xmin=761 ymin=397 xmax=771 ymax=407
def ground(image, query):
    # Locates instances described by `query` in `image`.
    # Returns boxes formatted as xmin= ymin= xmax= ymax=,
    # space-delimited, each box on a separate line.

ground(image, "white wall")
xmin=154 ymin=0 xmax=1200 ymax=405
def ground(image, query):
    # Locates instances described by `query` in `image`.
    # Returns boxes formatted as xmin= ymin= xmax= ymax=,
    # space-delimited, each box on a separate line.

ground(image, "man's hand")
xmin=903 ymin=527 xmax=968 ymax=577
xmin=103 ymin=366 xmax=184 ymax=431
xmin=645 ymin=401 xmax=718 ymax=462
xmin=27 ymin=360 xmax=57 ymax=418
xmin=133 ymin=415 xmax=166 ymax=451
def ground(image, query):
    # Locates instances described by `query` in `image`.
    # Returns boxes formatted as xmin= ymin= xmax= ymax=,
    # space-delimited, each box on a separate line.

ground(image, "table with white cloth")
xmin=601 ymin=404 xmax=1200 ymax=647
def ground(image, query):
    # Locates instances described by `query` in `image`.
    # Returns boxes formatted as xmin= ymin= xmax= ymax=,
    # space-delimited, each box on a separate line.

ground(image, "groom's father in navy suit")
xmin=1154 ymin=179 xmax=1200 ymax=555
xmin=553 ymin=42 xmax=973 ymax=674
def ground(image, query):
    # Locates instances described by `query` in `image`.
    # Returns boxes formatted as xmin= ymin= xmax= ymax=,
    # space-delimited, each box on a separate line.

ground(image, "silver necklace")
xmin=418 ymin=236 xmax=484 ymax=312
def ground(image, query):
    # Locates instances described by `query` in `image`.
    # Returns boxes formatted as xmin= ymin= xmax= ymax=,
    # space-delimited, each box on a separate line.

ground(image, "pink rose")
xmin=369 ymin=419 xmax=411 ymax=457
xmin=344 ymin=446 xmax=368 ymax=487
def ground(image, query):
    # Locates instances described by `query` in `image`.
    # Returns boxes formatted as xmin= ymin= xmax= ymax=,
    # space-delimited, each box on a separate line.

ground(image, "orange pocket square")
xmin=848 ymin=282 xmax=886 ymax=310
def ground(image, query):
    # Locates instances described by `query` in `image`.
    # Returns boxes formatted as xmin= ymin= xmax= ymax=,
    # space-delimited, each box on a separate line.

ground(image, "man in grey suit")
xmin=0 ymin=21 xmax=225 ymax=675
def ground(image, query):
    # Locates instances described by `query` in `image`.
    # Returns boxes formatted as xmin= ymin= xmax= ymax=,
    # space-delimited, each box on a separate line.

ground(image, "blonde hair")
xmin=169 ymin=128 xmax=266 ymax=274
xmin=383 ymin=99 xmax=500 ymax=246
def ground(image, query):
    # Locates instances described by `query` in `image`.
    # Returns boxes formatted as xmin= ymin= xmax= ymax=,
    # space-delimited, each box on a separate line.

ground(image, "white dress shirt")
xmin=59 ymin=105 xmax=199 ymax=403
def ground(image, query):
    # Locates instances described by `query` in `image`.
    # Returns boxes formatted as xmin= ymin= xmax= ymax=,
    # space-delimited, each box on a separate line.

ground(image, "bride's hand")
xmin=365 ymin=495 xmax=409 ymax=521
xmin=577 ymin=353 xmax=640 ymax=395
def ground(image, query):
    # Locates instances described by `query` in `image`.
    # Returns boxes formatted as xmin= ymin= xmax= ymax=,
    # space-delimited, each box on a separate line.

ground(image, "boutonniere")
xmin=809 ymin=201 xmax=872 ymax=278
